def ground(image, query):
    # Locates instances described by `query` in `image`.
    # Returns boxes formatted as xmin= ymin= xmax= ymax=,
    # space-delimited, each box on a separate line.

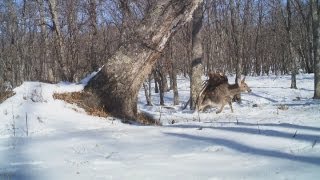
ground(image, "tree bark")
xmin=88 ymin=0 xmax=99 ymax=71
xmin=37 ymin=0 xmax=51 ymax=81
xmin=143 ymin=81 xmax=152 ymax=106
xmin=170 ymin=41 xmax=179 ymax=105
xmin=312 ymin=0 xmax=320 ymax=98
xmin=153 ymin=70 xmax=159 ymax=93
xmin=157 ymin=70 xmax=165 ymax=105
xmin=230 ymin=0 xmax=241 ymax=85
xmin=48 ymin=0 xmax=70 ymax=81
xmin=190 ymin=2 xmax=204 ymax=110
xmin=148 ymin=75 xmax=152 ymax=103
xmin=230 ymin=0 xmax=248 ymax=102
xmin=85 ymin=0 xmax=203 ymax=120
xmin=159 ymin=66 xmax=169 ymax=92
xmin=287 ymin=0 xmax=297 ymax=89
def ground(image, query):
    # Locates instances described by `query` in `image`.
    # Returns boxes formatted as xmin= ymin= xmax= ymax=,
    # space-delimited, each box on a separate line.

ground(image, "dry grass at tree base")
xmin=53 ymin=91 xmax=160 ymax=125
xmin=53 ymin=91 xmax=109 ymax=118
xmin=0 ymin=91 xmax=16 ymax=104
xmin=137 ymin=112 xmax=162 ymax=126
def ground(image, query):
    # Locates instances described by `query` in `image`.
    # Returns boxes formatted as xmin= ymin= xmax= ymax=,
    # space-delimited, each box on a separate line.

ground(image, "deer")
xmin=197 ymin=77 xmax=251 ymax=114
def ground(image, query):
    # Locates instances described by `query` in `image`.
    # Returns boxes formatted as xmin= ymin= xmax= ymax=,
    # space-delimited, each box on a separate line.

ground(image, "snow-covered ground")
xmin=0 ymin=74 xmax=319 ymax=179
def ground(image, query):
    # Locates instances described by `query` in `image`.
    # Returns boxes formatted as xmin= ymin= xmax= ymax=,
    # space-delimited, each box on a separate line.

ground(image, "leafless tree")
xmin=190 ymin=1 xmax=204 ymax=110
xmin=311 ymin=0 xmax=320 ymax=98
xmin=84 ymin=0 xmax=203 ymax=120
xmin=1 ymin=0 xmax=319 ymax=119
xmin=285 ymin=0 xmax=298 ymax=89
xmin=48 ymin=0 xmax=70 ymax=81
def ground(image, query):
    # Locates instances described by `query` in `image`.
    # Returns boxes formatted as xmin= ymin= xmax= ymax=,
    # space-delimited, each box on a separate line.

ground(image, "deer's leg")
xmin=198 ymin=103 xmax=208 ymax=112
xmin=228 ymin=101 xmax=233 ymax=113
xmin=199 ymin=104 xmax=211 ymax=112
xmin=216 ymin=101 xmax=226 ymax=114
xmin=198 ymin=104 xmax=204 ymax=112
xmin=198 ymin=99 xmax=210 ymax=112
xmin=226 ymin=97 xmax=233 ymax=113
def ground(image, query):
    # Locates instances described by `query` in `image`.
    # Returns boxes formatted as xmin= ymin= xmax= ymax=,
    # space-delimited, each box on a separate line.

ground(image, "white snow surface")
xmin=0 ymin=74 xmax=320 ymax=180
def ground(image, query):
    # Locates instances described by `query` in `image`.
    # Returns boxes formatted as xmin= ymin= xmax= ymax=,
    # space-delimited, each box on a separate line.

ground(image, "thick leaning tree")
xmin=85 ymin=0 xmax=203 ymax=120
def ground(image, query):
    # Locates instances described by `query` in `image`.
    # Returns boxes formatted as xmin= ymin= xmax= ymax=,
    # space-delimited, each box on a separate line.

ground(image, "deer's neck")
xmin=228 ymin=84 xmax=241 ymax=95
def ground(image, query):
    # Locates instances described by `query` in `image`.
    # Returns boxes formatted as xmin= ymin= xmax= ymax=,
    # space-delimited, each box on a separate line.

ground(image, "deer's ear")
xmin=241 ymin=76 xmax=246 ymax=83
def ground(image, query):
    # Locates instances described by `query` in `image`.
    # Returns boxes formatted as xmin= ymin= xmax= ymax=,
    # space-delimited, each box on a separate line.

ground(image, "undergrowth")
xmin=53 ymin=91 xmax=108 ymax=117
xmin=53 ymin=91 xmax=159 ymax=125
xmin=0 ymin=91 xmax=15 ymax=104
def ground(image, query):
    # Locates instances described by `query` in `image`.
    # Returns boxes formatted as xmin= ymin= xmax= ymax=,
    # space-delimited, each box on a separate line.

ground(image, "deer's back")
xmin=203 ymin=83 xmax=230 ymax=102
xmin=205 ymin=83 xmax=240 ymax=99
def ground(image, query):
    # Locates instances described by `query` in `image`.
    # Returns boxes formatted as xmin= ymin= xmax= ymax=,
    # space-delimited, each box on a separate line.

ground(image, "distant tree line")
xmin=0 ymin=0 xmax=319 ymax=99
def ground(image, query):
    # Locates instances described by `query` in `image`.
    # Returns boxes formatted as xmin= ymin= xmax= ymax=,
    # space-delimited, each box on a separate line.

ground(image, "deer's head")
xmin=239 ymin=77 xmax=252 ymax=93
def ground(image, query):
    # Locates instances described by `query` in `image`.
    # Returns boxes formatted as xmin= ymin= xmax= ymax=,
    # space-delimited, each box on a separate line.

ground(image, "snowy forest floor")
xmin=0 ymin=74 xmax=320 ymax=179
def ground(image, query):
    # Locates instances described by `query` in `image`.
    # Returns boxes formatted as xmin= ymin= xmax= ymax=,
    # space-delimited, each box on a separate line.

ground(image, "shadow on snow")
xmin=167 ymin=122 xmax=320 ymax=143
xmin=164 ymin=132 xmax=320 ymax=166
xmin=0 ymin=137 xmax=39 ymax=180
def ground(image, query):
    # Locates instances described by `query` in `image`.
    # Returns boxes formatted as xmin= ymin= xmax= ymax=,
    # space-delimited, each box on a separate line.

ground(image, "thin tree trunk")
xmin=85 ymin=0 xmax=203 ymax=120
xmin=158 ymin=71 xmax=165 ymax=106
xmin=170 ymin=41 xmax=179 ymax=105
xmin=160 ymin=69 xmax=169 ymax=92
xmin=312 ymin=0 xmax=320 ymax=98
xmin=48 ymin=0 xmax=69 ymax=81
xmin=230 ymin=0 xmax=244 ymax=102
xmin=190 ymin=2 xmax=204 ymax=110
xmin=154 ymin=70 xmax=159 ymax=93
xmin=230 ymin=0 xmax=241 ymax=85
xmin=38 ymin=0 xmax=50 ymax=81
xmin=172 ymin=62 xmax=179 ymax=105
xmin=169 ymin=71 xmax=174 ymax=91
xmin=143 ymin=81 xmax=152 ymax=106
xmin=148 ymin=75 xmax=153 ymax=104
xmin=156 ymin=68 xmax=166 ymax=105
xmin=287 ymin=0 xmax=297 ymax=89
xmin=89 ymin=0 xmax=99 ymax=71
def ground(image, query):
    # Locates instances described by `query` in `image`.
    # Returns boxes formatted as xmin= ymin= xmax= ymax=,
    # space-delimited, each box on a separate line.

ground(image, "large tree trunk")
xmin=85 ymin=0 xmax=203 ymax=120
xmin=190 ymin=2 xmax=204 ymax=110
xmin=312 ymin=0 xmax=320 ymax=99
